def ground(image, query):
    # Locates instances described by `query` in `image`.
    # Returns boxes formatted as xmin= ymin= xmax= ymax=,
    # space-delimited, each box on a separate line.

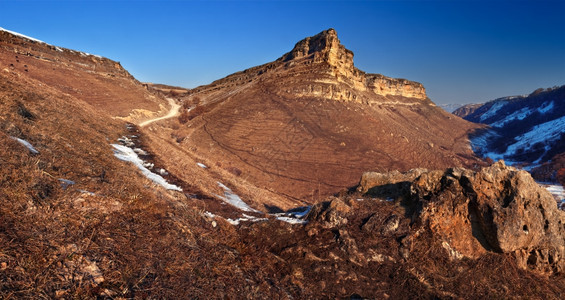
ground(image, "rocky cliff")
xmin=281 ymin=29 xmax=427 ymax=100
xmin=191 ymin=29 xmax=427 ymax=103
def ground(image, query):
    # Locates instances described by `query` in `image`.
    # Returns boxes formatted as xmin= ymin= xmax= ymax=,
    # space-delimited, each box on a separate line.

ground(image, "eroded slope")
xmin=172 ymin=29 xmax=484 ymax=203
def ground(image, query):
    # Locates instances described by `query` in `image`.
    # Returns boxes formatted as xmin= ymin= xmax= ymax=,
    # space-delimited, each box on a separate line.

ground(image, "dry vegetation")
xmin=0 ymin=73 xmax=260 ymax=298
xmin=2 ymin=29 xmax=565 ymax=299
xmin=2 ymin=72 xmax=565 ymax=298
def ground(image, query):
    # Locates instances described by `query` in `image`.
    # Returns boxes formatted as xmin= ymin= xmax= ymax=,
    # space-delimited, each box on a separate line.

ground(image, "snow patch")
xmin=203 ymin=211 xmax=216 ymax=218
xmin=11 ymin=136 xmax=40 ymax=154
xmin=538 ymin=101 xmax=554 ymax=114
xmin=0 ymin=27 xmax=102 ymax=58
xmin=58 ymin=179 xmax=75 ymax=190
xmin=489 ymin=106 xmax=534 ymax=128
xmin=479 ymin=101 xmax=507 ymax=122
xmin=504 ymin=116 xmax=565 ymax=158
xmin=133 ymin=148 xmax=148 ymax=155
xmin=78 ymin=190 xmax=96 ymax=196
xmin=0 ymin=27 xmax=45 ymax=43
xmin=539 ymin=183 xmax=565 ymax=209
xmin=216 ymin=182 xmax=259 ymax=213
xmin=275 ymin=216 xmax=308 ymax=225
xmin=111 ymin=144 xmax=182 ymax=191
xmin=227 ymin=214 xmax=269 ymax=225
xmin=271 ymin=206 xmax=311 ymax=225
xmin=197 ymin=162 xmax=207 ymax=169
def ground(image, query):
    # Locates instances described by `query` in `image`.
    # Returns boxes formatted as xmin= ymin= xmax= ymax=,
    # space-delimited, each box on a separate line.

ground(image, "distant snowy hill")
xmin=438 ymin=103 xmax=463 ymax=113
xmin=454 ymin=86 xmax=565 ymax=183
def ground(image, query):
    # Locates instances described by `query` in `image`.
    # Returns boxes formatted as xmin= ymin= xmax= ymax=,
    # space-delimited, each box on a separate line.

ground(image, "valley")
xmin=1 ymin=27 xmax=565 ymax=299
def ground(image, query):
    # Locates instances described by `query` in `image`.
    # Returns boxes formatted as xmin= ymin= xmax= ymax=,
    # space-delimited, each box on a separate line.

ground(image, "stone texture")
xmin=360 ymin=161 xmax=565 ymax=274
xmin=307 ymin=196 xmax=351 ymax=228
xmin=282 ymin=29 xmax=427 ymax=100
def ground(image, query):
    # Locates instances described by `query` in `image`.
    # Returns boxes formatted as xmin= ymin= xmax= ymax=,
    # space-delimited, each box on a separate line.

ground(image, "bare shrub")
xmin=178 ymin=110 xmax=190 ymax=124
xmin=225 ymin=166 xmax=242 ymax=176
xmin=187 ymin=105 xmax=206 ymax=120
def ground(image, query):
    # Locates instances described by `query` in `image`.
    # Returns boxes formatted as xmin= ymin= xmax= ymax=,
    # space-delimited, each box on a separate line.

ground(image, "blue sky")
xmin=1 ymin=0 xmax=564 ymax=104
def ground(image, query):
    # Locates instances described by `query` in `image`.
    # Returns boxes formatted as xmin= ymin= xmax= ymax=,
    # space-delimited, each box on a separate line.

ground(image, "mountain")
xmin=3 ymin=27 xmax=564 ymax=298
xmin=454 ymin=86 xmax=565 ymax=184
xmin=438 ymin=103 xmax=463 ymax=113
xmin=167 ymin=29 xmax=483 ymax=205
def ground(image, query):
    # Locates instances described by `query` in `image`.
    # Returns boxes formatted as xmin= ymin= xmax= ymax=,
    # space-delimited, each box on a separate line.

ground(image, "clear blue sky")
xmin=1 ymin=0 xmax=564 ymax=104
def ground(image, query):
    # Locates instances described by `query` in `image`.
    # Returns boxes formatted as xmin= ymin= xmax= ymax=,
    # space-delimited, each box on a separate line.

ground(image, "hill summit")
xmin=166 ymin=28 xmax=483 ymax=205
xmin=281 ymin=28 xmax=427 ymax=99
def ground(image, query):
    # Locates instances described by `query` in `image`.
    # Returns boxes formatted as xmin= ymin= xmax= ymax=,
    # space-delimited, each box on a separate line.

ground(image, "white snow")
xmin=490 ymin=106 xmax=534 ymax=128
xmin=11 ymin=137 xmax=39 ymax=154
xmin=197 ymin=163 xmax=208 ymax=169
xmin=480 ymin=101 xmax=507 ymax=122
xmin=270 ymin=206 xmax=310 ymax=224
xmin=117 ymin=136 xmax=135 ymax=147
xmin=203 ymin=211 xmax=216 ymax=218
xmin=227 ymin=214 xmax=269 ymax=225
xmin=485 ymin=101 xmax=553 ymax=128
xmin=111 ymin=144 xmax=182 ymax=192
xmin=539 ymin=183 xmax=565 ymax=209
xmin=544 ymin=184 xmax=565 ymax=200
xmin=275 ymin=216 xmax=308 ymax=225
xmin=504 ymin=115 xmax=565 ymax=158
xmin=0 ymin=27 xmax=103 ymax=58
xmin=0 ymin=27 xmax=45 ymax=43
xmin=58 ymin=178 xmax=75 ymax=190
xmin=78 ymin=190 xmax=96 ymax=196
xmin=538 ymin=101 xmax=554 ymax=114
xmin=133 ymin=148 xmax=148 ymax=155
xmin=216 ymin=182 xmax=260 ymax=213
xmin=226 ymin=218 xmax=242 ymax=225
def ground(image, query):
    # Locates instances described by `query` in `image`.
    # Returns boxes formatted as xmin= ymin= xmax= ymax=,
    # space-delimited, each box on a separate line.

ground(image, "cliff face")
xmin=281 ymin=29 xmax=427 ymax=100
xmin=191 ymin=28 xmax=427 ymax=103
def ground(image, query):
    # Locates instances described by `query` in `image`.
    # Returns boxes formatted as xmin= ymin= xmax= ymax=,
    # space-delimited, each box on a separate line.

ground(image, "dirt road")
xmin=139 ymin=98 xmax=180 ymax=127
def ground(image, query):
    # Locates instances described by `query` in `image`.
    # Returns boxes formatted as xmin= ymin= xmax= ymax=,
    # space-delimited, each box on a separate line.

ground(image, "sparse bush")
xmin=187 ymin=105 xmax=206 ymax=120
xmin=225 ymin=166 xmax=242 ymax=176
xmin=16 ymin=102 xmax=35 ymax=120
xmin=182 ymin=100 xmax=191 ymax=110
xmin=178 ymin=110 xmax=190 ymax=124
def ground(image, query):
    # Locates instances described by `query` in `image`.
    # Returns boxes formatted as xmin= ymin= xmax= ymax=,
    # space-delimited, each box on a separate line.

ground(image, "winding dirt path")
xmin=139 ymin=97 xmax=181 ymax=127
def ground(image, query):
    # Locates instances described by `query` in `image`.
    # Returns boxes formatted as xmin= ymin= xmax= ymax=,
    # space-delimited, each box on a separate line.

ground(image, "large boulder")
xmin=361 ymin=161 xmax=565 ymax=274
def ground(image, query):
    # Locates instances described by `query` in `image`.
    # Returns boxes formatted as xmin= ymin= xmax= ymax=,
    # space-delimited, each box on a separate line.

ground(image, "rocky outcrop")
xmin=307 ymin=197 xmax=353 ymax=228
xmin=191 ymin=29 xmax=427 ymax=101
xmin=281 ymin=29 xmax=427 ymax=100
xmin=360 ymin=161 xmax=565 ymax=274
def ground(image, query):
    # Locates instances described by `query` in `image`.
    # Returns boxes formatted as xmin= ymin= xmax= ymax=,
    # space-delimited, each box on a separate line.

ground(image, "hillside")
xmin=454 ymin=86 xmax=565 ymax=184
xmin=0 ymin=27 xmax=170 ymax=121
xmin=167 ymin=29 xmax=484 ymax=205
xmin=2 ymin=27 xmax=564 ymax=299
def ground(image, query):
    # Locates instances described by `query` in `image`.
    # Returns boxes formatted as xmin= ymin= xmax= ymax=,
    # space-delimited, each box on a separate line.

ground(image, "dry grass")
xmin=1 ymin=31 xmax=564 ymax=298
